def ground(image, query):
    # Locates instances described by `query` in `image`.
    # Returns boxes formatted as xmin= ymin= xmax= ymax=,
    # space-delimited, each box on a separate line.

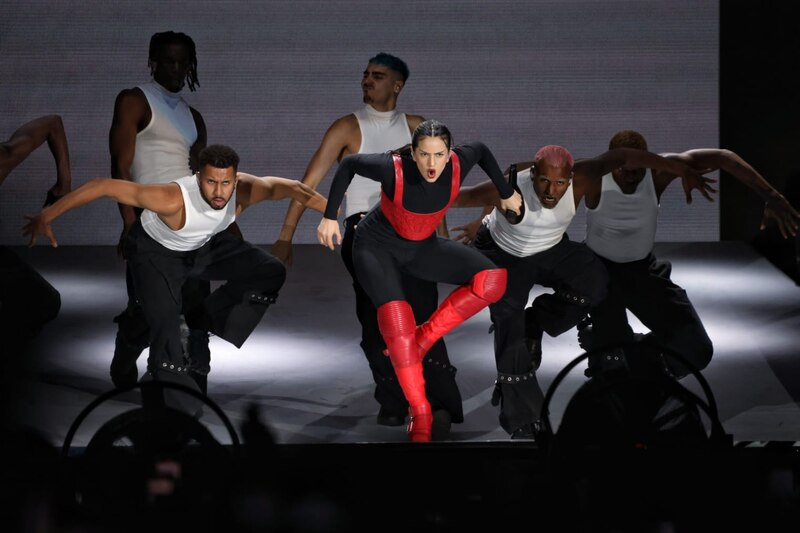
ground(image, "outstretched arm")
xmin=235 ymin=173 xmax=327 ymax=215
xmin=0 ymin=114 xmax=72 ymax=204
xmin=450 ymin=204 xmax=494 ymax=245
xmin=449 ymin=163 xmax=520 ymax=243
xmin=456 ymin=142 xmax=521 ymax=215
xmin=575 ymin=147 xmax=714 ymax=203
xmin=451 ymin=179 xmax=502 ymax=209
xmin=272 ymin=116 xmax=357 ymax=265
xmin=662 ymin=149 xmax=799 ymax=237
xmin=315 ymin=153 xmax=388 ymax=251
xmin=23 ymin=179 xmax=182 ymax=247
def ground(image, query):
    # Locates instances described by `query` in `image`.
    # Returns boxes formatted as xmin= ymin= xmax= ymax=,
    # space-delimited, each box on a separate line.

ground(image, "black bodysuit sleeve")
xmin=323 ymin=153 xmax=393 ymax=219
xmin=454 ymin=142 xmax=514 ymax=199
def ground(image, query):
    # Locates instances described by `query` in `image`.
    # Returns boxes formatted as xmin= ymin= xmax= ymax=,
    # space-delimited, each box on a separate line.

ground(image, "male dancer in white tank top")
xmin=24 ymin=145 xmax=327 ymax=396
xmin=108 ymin=31 xmax=211 ymax=391
xmin=581 ymin=129 xmax=798 ymax=379
xmin=271 ymin=53 xmax=463 ymax=434
xmin=452 ymin=145 xmax=709 ymax=439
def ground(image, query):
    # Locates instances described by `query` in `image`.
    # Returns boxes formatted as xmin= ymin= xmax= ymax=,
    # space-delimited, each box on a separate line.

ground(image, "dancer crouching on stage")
xmin=317 ymin=120 xmax=522 ymax=442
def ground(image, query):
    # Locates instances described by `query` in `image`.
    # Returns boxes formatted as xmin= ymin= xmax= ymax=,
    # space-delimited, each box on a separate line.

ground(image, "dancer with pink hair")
xmin=451 ymin=144 xmax=711 ymax=439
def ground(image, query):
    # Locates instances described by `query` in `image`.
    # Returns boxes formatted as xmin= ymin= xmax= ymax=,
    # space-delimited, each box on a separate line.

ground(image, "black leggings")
xmin=342 ymin=211 xmax=464 ymax=420
xmin=353 ymin=210 xmax=497 ymax=308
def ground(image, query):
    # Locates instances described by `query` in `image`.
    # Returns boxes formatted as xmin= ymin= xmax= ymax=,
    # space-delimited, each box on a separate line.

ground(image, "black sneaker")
xmin=376 ymin=407 xmax=406 ymax=427
xmin=577 ymin=318 xmax=596 ymax=352
xmin=510 ymin=422 xmax=540 ymax=441
xmin=110 ymin=333 xmax=144 ymax=389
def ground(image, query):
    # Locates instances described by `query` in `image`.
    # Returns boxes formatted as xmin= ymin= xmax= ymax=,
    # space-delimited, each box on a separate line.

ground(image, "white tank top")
xmin=585 ymin=171 xmax=658 ymax=262
xmin=130 ymin=81 xmax=198 ymax=185
xmin=485 ymin=168 xmax=576 ymax=257
xmin=345 ymin=105 xmax=412 ymax=218
xmin=141 ymin=174 xmax=236 ymax=251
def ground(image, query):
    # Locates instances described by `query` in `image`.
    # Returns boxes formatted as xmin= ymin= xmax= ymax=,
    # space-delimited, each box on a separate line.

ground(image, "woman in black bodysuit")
xmin=318 ymin=120 xmax=522 ymax=441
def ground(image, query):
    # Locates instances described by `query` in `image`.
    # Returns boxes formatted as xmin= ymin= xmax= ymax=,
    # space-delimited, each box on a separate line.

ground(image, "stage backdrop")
xmin=0 ymin=0 xmax=718 ymax=246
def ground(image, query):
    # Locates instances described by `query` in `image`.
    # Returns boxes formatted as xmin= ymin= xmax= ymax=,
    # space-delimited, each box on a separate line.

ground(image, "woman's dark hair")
xmin=411 ymin=120 xmax=452 ymax=151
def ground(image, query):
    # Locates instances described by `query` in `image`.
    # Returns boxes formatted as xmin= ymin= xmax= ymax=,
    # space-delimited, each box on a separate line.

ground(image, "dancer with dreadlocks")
xmin=317 ymin=119 xmax=522 ymax=442
xmin=108 ymin=31 xmax=212 ymax=391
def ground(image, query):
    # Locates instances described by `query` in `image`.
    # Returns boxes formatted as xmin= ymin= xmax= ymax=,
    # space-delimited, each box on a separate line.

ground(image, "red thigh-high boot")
xmin=416 ymin=268 xmax=507 ymax=358
xmin=377 ymin=300 xmax=432 ymax=442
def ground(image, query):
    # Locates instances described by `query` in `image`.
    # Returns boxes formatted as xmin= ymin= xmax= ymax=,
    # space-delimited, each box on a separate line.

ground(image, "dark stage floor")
xmin=3 ymin=241 xmax=800 ymax=531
